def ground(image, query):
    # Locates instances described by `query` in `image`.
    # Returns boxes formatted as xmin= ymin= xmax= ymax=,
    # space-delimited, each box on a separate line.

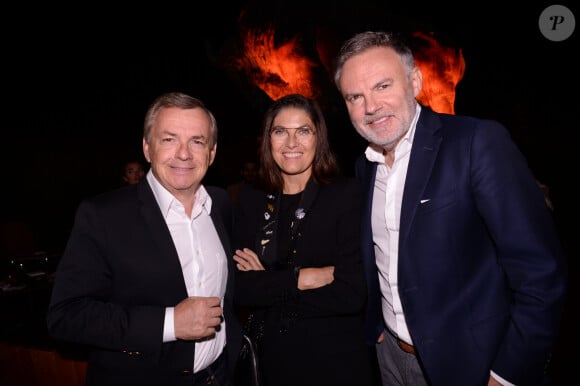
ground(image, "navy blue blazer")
xmin=356 ymin=106 xmax=567 ymax=386
xmin=47 ymin=181 xmax=242 ymax=386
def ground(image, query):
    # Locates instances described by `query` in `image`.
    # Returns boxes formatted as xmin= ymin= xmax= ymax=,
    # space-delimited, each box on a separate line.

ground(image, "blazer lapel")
xmin=210 ymin=210 xmax=232 ymax=262
xmin=361 ymin=159 xmax=377 ymax=246
xmin=399 ymin=107 xmax=442 ymax=245
xmin=137 ymin=182 xmax=188 ymax=295
xmin=357 ymin=157 xmax=380 ymax=283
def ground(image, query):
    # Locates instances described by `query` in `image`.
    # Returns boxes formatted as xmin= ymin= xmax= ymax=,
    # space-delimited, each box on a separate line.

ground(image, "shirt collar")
xmin=146 ymin=170 xmax=212 ymax=218
xmin=364 ymin=104 xmax=421 ymax=164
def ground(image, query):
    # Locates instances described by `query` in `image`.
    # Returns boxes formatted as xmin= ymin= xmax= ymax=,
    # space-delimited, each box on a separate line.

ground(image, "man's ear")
xmin=411 ymin=66 xmax=423 ymax=98
xmin=142 ymin=138 xmax=151 ymax=162
xmin=208 ymin=144 xmax=217 ymax=165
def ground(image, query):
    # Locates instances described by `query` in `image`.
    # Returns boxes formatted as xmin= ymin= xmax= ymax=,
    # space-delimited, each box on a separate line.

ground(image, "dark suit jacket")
xmin=356 ymin=106 xmax=567 ymax=386
xmin=47 ymin=181 xmax=242 ymax=386
xmin=233 ymin=177 xmax=373 ymax=386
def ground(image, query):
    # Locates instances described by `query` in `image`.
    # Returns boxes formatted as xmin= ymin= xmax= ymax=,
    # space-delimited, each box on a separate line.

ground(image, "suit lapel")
xmin=207 ymin=192 xmax=237 ymax=307
xmin=356 ymin=157 xmax=380 ymax=285
xmin=399 ymin=108 xmax=442 ymax=245
xmin=361 ymin=160 xmax=377 ymax=244
xmin=210 ymin=210 xmax=232 ymax=263
xmin=136 ymin=182 xmax=188 ymax=296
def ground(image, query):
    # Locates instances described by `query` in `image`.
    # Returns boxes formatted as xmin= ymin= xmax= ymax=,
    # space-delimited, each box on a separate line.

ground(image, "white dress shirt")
xmin=365 ymin=105 xmax=421 ymax=346
xmin=146 ymin=171 xmax=227 ymax=373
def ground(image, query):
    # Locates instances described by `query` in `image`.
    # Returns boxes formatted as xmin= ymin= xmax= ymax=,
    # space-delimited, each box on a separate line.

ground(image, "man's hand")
xmin=488 ymin=376 xmax=503 ymax=386
xmin=174 ymin=296 xmax=223 ymax=340
xmin=377 ymin=331 xmax=385 ymax=344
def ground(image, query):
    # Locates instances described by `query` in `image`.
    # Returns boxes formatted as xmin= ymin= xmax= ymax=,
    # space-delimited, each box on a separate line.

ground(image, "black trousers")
xmin=193 ymin=351 xmax=231 ymax=386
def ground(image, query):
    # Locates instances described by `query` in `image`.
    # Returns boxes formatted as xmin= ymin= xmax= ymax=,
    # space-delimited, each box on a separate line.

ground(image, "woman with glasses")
xmin=232 ymin=94 xmax=374 ymax=386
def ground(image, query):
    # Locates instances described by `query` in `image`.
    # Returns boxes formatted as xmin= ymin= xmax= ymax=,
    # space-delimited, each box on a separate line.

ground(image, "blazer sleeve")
xmin=46 ymin=189 xmax=179 ymax=354
xmin=468 ymin=119 xmax=567 ymax=383
xmin=233 ymin=178 xmax=367 ymax=317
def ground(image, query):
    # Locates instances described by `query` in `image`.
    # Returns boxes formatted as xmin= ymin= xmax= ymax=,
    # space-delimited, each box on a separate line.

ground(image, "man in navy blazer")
xmin=47 ymin=92 xmax=242 ymax=386
xmin=333 ymin=31 xmax=567 ymax=386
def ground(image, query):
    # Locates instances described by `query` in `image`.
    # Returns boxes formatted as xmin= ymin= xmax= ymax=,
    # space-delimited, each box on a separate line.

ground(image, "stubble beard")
xmin=354 ymin=121 xmax=407 ymax=152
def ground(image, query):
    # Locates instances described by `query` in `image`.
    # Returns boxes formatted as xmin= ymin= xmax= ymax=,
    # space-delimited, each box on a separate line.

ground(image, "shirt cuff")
xmin=163 ymin=307 xmax=175 ymax=342
xmin=491 ymin=370 xmax=516 ymax=386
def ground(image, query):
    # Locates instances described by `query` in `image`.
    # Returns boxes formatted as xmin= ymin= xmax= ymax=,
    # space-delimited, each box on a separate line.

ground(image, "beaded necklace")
xmin=257 ymin=178 xmax=319 ymax=269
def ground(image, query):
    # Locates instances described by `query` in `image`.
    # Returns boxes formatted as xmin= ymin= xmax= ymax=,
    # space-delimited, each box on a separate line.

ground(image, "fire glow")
xmin=412 ymin=31 xmax=466 ymax=115
xmin=233 ymin=28 xmax=465 ymax=114
xmin=235 ymin=26 xmax=319 ymax=100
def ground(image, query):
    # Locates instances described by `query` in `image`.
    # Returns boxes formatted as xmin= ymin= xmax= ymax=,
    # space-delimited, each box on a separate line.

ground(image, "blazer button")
xmin=121 ymin=350 xmax=142 ymax=356
xmin=180 ymin=369 xmax=193 ymax=376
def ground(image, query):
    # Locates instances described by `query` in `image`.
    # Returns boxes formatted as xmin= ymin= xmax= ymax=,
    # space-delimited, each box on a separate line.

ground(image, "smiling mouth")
xmin=283 ymin=152 xmax=302 ymax=158
xmin=366 ymin=115 xmax=390 ymax=126
xmin=171 ymin=166 xmax=194 ymax=173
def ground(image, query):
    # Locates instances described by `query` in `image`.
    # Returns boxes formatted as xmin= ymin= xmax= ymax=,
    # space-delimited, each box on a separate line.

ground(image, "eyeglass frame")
xmin=268 ymin=125 xmax=316 ymax=142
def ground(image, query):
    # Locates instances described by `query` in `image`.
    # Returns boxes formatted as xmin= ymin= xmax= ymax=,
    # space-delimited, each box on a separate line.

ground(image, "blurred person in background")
xmin=226 ymin=158 xmax=258 ymax=205
xmin=120 ymin=159 xmax=146 ymax=186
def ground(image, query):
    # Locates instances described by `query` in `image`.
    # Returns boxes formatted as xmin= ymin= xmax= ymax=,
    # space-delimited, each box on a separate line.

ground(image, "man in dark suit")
xmin=333 ymin=31 xmax=567 ymax=386
xmin=47 ymin=92 xmax=242 ymax=386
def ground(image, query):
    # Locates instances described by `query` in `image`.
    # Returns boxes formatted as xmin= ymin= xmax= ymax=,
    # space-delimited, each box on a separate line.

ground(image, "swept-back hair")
xmin=333 ymin=31 xmax=415 ymax=92
xmin=143 ymin=91 xmax=218 ymax=147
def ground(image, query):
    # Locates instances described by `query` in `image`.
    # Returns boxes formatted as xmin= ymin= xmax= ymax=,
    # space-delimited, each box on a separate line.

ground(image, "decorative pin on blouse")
xmin=295 ymin=208 xmax=305 ymax=220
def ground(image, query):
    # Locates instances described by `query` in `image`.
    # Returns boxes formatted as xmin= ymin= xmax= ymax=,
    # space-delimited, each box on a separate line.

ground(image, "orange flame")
xmin=236 ymin=26 xmax=318 ymax=100
xmin=412 ymin=31 xmax=465 ymax=114
xmin=231 ymin=26 xmax=464 ymax=115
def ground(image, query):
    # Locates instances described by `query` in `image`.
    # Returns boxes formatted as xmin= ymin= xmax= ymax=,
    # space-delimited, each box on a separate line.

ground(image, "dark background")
xmin=3 ymin=1 xmax=576 ymax=253
xmin=1 ymin=1 xmax=577 ymax=383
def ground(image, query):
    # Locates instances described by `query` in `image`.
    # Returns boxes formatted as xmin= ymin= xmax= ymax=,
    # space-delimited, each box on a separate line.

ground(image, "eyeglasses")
xmin=269 ymin=126 xmax=316 ymax=142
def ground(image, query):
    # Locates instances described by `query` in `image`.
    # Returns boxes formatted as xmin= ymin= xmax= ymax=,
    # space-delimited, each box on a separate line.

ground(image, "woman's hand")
xmin=234 ymin=248 xmax=265 ymax=271
xmin=297 ymin=266 xmax=334 ymax=290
